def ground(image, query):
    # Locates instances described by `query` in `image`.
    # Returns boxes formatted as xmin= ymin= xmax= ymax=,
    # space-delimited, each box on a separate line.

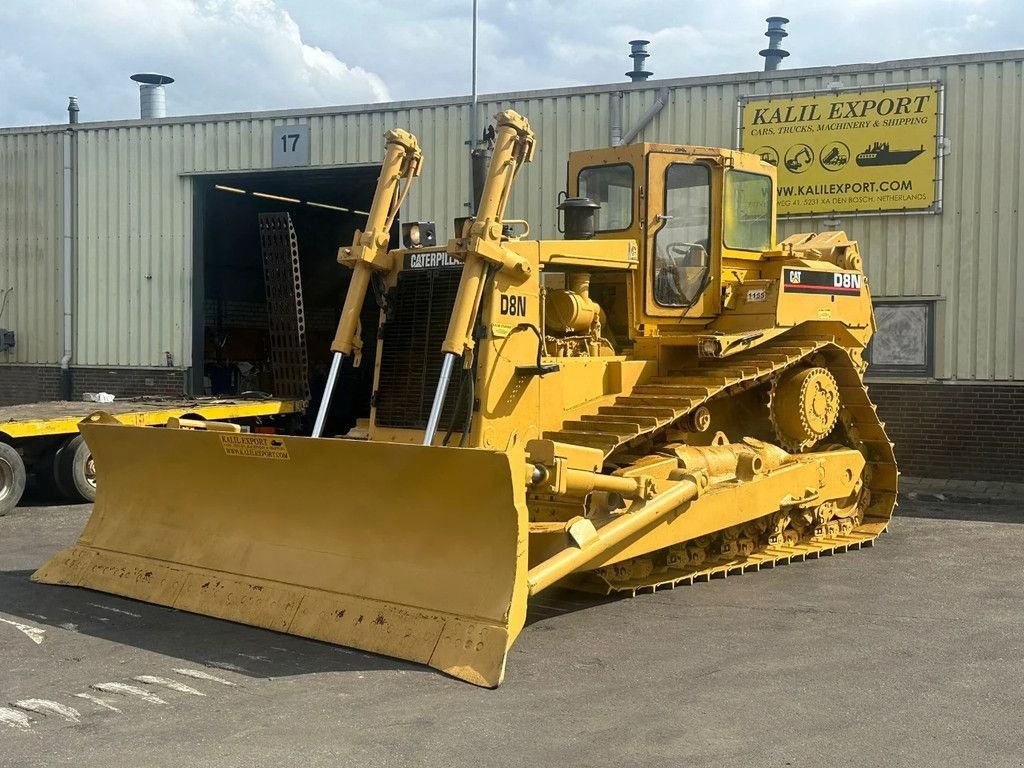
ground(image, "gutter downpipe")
xmin=610 ymin=91 xmax=623 ymax=146
xmin=621 ymin=86 xmax=671 ymax=145
xmin=468 ymin=0 xmax=479 ymax=214
xmin=60 ymin=103 xmax=77 ymax=399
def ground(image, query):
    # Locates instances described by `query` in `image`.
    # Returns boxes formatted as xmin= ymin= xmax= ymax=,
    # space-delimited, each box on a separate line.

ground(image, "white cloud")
xmin=0 ymin=0 xmax=1019 ymax=127
xmin=964 ymin=13 xmax=997 ymax=30
xmin=0 ymin=0 xmax=389 ymax=126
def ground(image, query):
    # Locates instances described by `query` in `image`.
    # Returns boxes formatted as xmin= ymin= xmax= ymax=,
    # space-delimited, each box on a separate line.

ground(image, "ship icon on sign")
xmin=856 ymin=141 xmax=926 ymax=167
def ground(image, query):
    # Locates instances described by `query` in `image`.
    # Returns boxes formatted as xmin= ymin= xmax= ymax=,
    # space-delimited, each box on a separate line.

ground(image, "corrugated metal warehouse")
xmin=1 ymin=49 xmax=1021 ymax=480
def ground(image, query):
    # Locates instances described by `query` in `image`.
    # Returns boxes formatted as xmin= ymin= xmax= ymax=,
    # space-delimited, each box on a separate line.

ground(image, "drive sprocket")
xmin=768 ymin=366 xmax=840 ymax=451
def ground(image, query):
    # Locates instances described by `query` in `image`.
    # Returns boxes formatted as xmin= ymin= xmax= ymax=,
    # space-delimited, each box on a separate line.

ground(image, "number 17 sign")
xmin=271 ymin=124 xmax=311 ymax=167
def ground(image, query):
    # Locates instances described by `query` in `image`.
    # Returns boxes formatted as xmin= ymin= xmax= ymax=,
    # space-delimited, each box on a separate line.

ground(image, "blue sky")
xmin=0 ymin=0 xmax=1019 ymax=126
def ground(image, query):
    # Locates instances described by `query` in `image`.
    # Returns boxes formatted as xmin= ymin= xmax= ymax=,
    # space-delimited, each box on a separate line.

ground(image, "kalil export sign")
xmin=738 ymin=83 xmax=943 ymax=216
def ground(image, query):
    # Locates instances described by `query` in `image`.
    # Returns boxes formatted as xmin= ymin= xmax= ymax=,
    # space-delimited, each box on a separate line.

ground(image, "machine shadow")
xmin=524 ymin=586 xmax=623 ymax=627
xmin=0 ymin=569 xmax=423 ymax=680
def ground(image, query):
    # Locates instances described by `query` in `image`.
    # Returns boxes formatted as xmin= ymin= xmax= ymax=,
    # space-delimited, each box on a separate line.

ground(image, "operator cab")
xmin=567 ymin=143 xmax=777 ymax=331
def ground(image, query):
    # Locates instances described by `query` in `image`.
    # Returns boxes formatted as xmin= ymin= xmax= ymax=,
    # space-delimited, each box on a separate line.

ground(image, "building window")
xmin=867 ymin=300 xmax=935 ymax=377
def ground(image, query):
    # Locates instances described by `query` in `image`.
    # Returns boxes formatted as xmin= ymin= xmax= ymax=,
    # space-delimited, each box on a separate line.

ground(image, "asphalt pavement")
xmin=1 ymin=494 xmax=1022 ymax=768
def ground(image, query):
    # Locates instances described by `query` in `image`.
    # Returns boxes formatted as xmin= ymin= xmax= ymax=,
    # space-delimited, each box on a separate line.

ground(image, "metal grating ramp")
xmin=258 ymin=212 xmax=310 ymax=402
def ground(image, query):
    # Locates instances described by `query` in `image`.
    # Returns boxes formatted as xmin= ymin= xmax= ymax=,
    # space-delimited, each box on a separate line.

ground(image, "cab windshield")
xmin=578 ymin=164 xmax=634 ymax=232
xmin=724 ymin=170 xmax=772 ymax=251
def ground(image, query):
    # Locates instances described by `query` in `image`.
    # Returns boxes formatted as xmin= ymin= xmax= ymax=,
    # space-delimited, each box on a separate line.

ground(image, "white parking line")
xmin=0 ymin=707 xmax=32 ymax=731
xmin=236 ymin=653 xmax=270 ymax=662
xmin=0 ymin=617 xmax=46 ymax=645
xmin=88 ymin=603 xmax=142 ymax=618
xmin=91 ymin=683 xmax=166 ymax=705
xmin=172 ymin=668 xmax=237 ymax=686
xmin=12 ymin=699 xmax=81 ymax=723
xmin=73 ymin=692 xmax=121 ymax=713
xmin=133 ymin=675 xmax=206 ymax=696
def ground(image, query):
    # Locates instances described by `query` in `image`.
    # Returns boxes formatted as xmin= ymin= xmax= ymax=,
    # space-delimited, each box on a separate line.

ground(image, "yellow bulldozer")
xmin=35 ymin=111 xmax=896 ymax=688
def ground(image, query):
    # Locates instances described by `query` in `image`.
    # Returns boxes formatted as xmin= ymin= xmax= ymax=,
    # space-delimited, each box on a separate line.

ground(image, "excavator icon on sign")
xmin=784 ymin=144 xmax=813 ymax=173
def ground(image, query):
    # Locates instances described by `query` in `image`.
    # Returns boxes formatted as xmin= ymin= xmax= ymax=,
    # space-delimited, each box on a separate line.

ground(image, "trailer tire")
xmin=0 ymin=442 xmax=27 ymax=516
xmin=52 ymin=441 xmax=75 ymax=499
xmin=55 ymin=434 xmax=97 ymax=503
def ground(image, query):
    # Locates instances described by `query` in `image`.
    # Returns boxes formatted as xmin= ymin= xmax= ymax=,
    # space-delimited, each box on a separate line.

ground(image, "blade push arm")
xmin=312 ymin=129 xmax=423 ymax=438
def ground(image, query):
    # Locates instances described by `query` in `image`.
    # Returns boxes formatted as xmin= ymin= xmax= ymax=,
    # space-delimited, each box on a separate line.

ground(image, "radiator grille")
xmin=374 ymin=267 xmax=464 ymax=430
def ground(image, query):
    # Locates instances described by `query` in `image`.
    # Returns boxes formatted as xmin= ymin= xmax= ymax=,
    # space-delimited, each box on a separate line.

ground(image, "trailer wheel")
xmin=0 ymin=442 xmax=27 ymax=515
xmin=55 ymin=434 xmax=97 ymax=503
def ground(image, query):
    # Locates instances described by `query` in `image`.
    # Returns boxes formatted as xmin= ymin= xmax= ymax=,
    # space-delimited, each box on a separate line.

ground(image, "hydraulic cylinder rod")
xmin=423 ymin=352 xmax=457 ymax=445
xmin=311 ymin=351 xmax=344 ymax=438
xmin=312 ymin=129 xmax=422 ymax=438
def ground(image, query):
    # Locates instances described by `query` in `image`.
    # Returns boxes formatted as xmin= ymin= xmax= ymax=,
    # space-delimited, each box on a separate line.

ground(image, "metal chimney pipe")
xmin=130 ymin=73 xmax=175 ymax=119
xmin=67 ymin=97 xmax=79 ymax=124
xmin=759 ymin=17 xmax=790 ymax=71
xmin=626 ymin=40 xmax=652 ymax=82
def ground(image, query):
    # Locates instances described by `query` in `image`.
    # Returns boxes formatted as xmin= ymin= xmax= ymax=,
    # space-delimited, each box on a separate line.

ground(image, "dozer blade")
xmin=33 ymin=420 xmax=529 ymax=687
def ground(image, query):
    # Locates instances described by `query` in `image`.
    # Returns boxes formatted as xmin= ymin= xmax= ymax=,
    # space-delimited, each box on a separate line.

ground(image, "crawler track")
xmin=542 ymin=337 xmax=897 ymax=593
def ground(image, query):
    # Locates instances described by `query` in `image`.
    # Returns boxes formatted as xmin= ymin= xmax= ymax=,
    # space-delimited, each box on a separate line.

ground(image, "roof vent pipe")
xmin=759 ymin=17 xmax=790 ymax=71
xmin=67 ymin=97 xmax=79 ymax=124
xmin=626 ymin=40 xmax=652 ymax=82
xmin=609 ymin=91 xmax=623 ymax=146
xmin=130 ymin=73 xmax=174 ymax=119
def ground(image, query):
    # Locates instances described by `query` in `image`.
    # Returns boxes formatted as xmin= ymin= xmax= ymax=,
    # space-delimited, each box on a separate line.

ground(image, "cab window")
xmin=578 ymin=164 xmax=633 ymax=232
xmin=654 ymin=163 xmax=711 ymax=308
xmin=724 ymin=170 xmax=772 ymax=251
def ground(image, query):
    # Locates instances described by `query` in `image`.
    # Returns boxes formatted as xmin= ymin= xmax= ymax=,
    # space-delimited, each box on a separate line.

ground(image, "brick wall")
xmin=0 ymin=366 xmax=62 ymax=404
xmin=71 ymin=368 xmax=186 ymax=399
xmin=0 ymin=365 xmax=186 ymax=406
xmin=868 ymin=382 xmax=1024 ymax=482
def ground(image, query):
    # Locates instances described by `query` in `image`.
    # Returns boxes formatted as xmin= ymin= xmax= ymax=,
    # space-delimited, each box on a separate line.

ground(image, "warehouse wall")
xmin=0 ymin=128 xmax=63 ymax=365
xmin=484 ymin=52 xmax=1024 ymax=383
xmin=69 ymin=105 xmax=470 ymax=368
xmin=0 ymin=50 xmax=1020 ymax=381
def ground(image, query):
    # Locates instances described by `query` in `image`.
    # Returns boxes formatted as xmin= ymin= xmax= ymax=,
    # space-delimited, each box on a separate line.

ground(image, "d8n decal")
xmin=783 ymin=268 xmax=862 ymax=295
xmin=500 ymin=295 xmax=527 ymax=316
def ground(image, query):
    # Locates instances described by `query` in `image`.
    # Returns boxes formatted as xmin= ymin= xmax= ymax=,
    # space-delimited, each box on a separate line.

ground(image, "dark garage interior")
xmin=192 ymin=165 xmax=387 ymax=434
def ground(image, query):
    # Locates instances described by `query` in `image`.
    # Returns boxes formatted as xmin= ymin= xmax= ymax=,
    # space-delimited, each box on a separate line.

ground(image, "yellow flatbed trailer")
xmin=0 ymin=397 xmax=305 ymax=514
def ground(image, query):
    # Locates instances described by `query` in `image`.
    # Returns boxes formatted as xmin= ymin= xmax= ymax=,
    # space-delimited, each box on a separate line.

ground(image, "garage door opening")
xmin=191 ymin=165 xmax=389 ymax=435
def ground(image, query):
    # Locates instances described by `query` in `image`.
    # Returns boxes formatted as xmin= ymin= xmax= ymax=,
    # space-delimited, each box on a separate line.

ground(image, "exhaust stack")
xmin=626 ymin=40 xmax=652 ymax=82
xmin=759 ymin=17 xmax=790 ymax=71
xmin=130 ymin=73 xmax=174 ymax=119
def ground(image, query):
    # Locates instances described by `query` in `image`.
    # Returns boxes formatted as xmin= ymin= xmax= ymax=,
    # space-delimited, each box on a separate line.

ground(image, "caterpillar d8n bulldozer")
xmin=34 ymin=111 xmax=896 ymax=688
